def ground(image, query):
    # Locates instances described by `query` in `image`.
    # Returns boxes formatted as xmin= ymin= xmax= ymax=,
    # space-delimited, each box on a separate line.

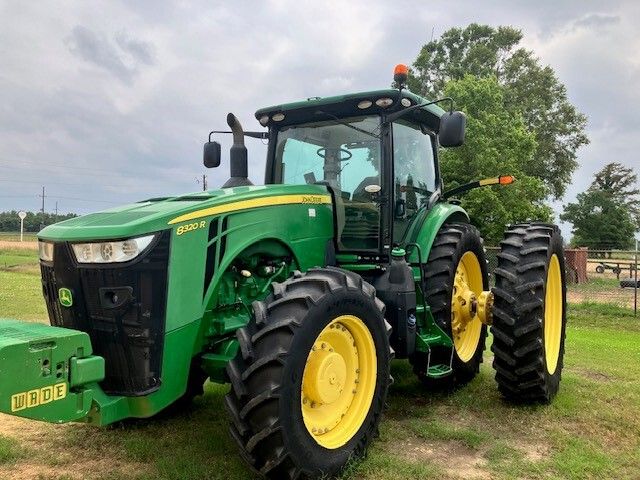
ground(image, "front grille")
xmin=41 ymin=265 xmax=64 ymax=326
xmin=40 ymin=232 xmax=170 ymax=396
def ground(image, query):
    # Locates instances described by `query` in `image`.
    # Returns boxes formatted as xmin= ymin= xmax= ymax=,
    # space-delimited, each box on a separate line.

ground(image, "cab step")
xmin=427 ymin=364 xmax=453 ymax=378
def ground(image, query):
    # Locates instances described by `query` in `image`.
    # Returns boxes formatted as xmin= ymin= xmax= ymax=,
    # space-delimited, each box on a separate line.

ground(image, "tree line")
xmin=0 ymin=210 xmax=77 ymax=232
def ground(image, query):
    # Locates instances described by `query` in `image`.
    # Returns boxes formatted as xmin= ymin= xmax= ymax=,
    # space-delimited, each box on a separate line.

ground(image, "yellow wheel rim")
xmin=451 ymin=251 xmax=484 ymax=363
xmin=544 ymin=254 xmax=563 ymax=375
xmin=301 ymin=315 xmax=377 ymax=449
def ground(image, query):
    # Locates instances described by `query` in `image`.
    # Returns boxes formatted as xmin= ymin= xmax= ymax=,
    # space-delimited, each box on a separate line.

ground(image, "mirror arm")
xmin=208 ymin=130 xmax=268 ymax=142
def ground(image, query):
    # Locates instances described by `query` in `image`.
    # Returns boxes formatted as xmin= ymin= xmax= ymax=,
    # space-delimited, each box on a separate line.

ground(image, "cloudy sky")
xmin=0 ymin=1 xmax=638 ymax=237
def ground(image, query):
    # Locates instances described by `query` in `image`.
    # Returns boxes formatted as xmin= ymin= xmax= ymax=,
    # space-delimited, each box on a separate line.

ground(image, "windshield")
xmin=274 ymin=116 xmax=381 ymax=250
xmin=274 ymin=116 xmax=380 ymax=191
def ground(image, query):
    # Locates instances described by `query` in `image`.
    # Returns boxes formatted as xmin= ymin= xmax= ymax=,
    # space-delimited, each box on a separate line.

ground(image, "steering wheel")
xmin=316 ymin=147 xmax=352 ymax=161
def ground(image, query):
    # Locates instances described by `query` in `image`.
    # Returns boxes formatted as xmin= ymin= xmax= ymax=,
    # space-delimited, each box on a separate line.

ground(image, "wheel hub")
xmin=303 ymin=343 xmax=347 ymax=405
xmin=301 ymin=315 xmax=377 ymax=449
xmin=452 ymin=271 xmax=478 ymax=335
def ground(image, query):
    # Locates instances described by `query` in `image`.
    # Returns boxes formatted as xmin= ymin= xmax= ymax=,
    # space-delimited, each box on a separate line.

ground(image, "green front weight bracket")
xmin=0 ymin=319 xmax=105 ymax=423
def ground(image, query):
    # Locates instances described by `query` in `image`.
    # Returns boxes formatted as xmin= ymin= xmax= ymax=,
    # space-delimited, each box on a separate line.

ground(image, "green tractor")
xmin=0 ymin=65 xmax=567 ymax=479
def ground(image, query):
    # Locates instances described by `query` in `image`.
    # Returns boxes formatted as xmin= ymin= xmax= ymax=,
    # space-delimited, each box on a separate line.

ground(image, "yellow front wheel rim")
xmin=301 ymin=315 xmax=377 ymax=449
xmin=544 ymin=254 xmax=563 ymax=374
xmin=451 ymin=251 xmax=484 ymax=363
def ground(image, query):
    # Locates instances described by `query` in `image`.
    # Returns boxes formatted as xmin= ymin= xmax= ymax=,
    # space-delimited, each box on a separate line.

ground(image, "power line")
xmin=0 ymin=159 xmax=157 ymax=177
xmin=0 ymin=193 xmax=118 ymax=204
xmin=47 ymin=195 xmax=119 ymax=204
xmin=0 ymin=178 xmax=132 ymax=188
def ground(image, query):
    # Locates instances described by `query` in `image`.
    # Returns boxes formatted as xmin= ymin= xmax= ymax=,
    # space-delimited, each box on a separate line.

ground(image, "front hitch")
xmin=0 ymin=319 xmax=104 ymax=423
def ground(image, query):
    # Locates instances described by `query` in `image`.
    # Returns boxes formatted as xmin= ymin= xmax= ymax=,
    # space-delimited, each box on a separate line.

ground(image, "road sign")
xmin=18 ymin=211 xmax=26 ymax=242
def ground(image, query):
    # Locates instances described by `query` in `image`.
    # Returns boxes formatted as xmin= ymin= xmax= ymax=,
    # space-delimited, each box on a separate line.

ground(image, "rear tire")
xmin=491 ymin=223 xmax=567 ymax=403
xmin=225 ymin=267 xmax=392 ymax=479
xmin=411 ymin=223 xmax=489 ymax=387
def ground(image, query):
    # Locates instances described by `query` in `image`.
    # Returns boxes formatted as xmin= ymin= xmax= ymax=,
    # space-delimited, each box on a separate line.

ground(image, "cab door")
xmin=391 ymin=120 xmax=438 ymax=243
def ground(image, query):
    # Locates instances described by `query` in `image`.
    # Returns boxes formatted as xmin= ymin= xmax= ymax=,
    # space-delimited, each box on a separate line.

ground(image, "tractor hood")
xmin=39 ymin=184 xmax=331 ymax=242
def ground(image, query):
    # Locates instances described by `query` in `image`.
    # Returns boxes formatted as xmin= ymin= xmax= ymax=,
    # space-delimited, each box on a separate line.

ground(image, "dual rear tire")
xmin=492 ymin=223 xmax=567 ymax=402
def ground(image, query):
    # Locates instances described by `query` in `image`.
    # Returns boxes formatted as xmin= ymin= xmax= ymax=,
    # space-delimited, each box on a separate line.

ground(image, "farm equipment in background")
xmin=593 ymin=260 xmax=636 ymax=278
xmin=0 ymin=65 xmax=567 ymax=479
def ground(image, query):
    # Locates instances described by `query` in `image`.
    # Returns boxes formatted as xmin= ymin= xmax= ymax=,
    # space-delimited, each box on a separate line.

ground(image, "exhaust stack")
xmin=222 ymin=113 xmax=253 ymax=188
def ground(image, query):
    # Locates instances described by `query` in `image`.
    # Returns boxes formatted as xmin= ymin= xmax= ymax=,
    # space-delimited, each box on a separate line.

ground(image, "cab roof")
xmin=255 ymin=88 xmax=446 ymax=131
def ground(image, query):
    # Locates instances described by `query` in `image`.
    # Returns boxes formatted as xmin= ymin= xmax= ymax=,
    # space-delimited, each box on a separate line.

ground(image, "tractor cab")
xmin=204 ymin=65 xmax=467 ymax=263
xmin=257 ymin=87 xmax=462 ymax=256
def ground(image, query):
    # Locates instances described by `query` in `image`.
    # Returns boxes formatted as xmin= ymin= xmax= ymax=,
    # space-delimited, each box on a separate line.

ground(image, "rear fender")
xmin=405 ymin=202 xmax=469 ymax=263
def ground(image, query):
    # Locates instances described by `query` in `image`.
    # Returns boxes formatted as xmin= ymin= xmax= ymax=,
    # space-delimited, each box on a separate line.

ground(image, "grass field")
xmin=0 ymin=245 xmax=639 ymax=479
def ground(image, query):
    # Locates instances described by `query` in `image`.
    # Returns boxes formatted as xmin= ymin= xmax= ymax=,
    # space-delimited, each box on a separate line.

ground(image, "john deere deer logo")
xmin=59 ymin=288 xmax=73 ymax=308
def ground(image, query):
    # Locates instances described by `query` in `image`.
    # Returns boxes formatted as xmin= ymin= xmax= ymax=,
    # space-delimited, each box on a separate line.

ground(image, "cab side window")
xmin=392 ymin=120 xmax=437 ymax=242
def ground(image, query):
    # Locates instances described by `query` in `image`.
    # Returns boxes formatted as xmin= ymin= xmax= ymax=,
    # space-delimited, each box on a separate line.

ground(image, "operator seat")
xmin=352 ymin=176 xmax=380 ymax=202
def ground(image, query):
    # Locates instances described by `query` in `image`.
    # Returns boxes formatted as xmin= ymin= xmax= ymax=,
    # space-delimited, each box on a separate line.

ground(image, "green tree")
xmin=561 ymin=190 xmax=635 ymax=250
xmin=409 ymin=24 xmax=589 ymax=199
xmin=588 ymin=162 xmax=640 ymax=227
xmin=441 ymin=75 xmax=552 ymax=244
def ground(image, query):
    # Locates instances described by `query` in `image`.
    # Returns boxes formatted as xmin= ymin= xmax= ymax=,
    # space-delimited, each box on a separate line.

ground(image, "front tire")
xmin=491 ymin=223 xmax=567 ymax=403
xmin=225 ymin=267 xmax=392 ymax=479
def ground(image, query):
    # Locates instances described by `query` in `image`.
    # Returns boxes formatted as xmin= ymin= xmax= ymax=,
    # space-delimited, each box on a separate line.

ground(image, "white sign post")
xmin=18 ymin=211 xmax=27 ymax=242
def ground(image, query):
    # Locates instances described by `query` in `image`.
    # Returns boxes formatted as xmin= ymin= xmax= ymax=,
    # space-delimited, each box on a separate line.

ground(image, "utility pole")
xmin=40 ymin=186 xmax=45 ymax=214
xmin=635 ymin=238 xmax=638 ymax=317
xmin=197 ymin=175 xmax=208 ymax=191
xmin=39 ymin=186 xmax=46 ymax=231
xmin=54 ymin=201 xmax=58 ymax=218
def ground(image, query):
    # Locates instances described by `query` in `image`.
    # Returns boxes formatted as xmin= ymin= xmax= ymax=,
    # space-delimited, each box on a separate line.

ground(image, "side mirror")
xmin=439 ymin=111 xmax=466 ymax=148
xmin=203 ymin=141 xmax=221 ymax=168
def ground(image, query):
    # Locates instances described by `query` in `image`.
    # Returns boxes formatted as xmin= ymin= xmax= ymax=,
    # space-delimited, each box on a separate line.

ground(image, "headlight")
xmin=71 ymin=235 xmax=156 ymax=264
xmin=38 ymin=241 xmax=54 ymax=262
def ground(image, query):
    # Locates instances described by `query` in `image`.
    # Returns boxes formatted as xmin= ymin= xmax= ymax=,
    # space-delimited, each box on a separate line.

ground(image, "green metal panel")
xmin=38 ymin=184 xmax=333 ymax=242
xmin=0 ymin=319 xmax=104 ymax=423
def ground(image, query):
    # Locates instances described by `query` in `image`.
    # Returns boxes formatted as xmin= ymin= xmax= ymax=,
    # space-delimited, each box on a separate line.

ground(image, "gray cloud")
xmin=115 ymin=31 xmax=156 ymax=66
xmin=573 ymin=13 xmax=621 ymax=29
xmin=66 ymin=26 xmax=155 ymax=84
xmin=0 ymin=0 xmax=638 ymax=230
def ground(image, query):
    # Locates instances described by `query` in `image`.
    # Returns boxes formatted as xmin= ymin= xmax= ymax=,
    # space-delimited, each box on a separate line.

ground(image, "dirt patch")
xmin=567 ymin=290 xmax=635 ymax=309
xmin=0 ymin=414 xmax=149 ymax=480
xmin=394 ymin=437 xmax=491 ymax=479
xmin=0 ymin=241 xmax=38 ymax=251
xmin=0 ymin=264 xmax=40 ymax=274
xmin=569 ymin=367 xmax=612 ymax=382
xmin=511 ymin=439 xmax=551 ymax=462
